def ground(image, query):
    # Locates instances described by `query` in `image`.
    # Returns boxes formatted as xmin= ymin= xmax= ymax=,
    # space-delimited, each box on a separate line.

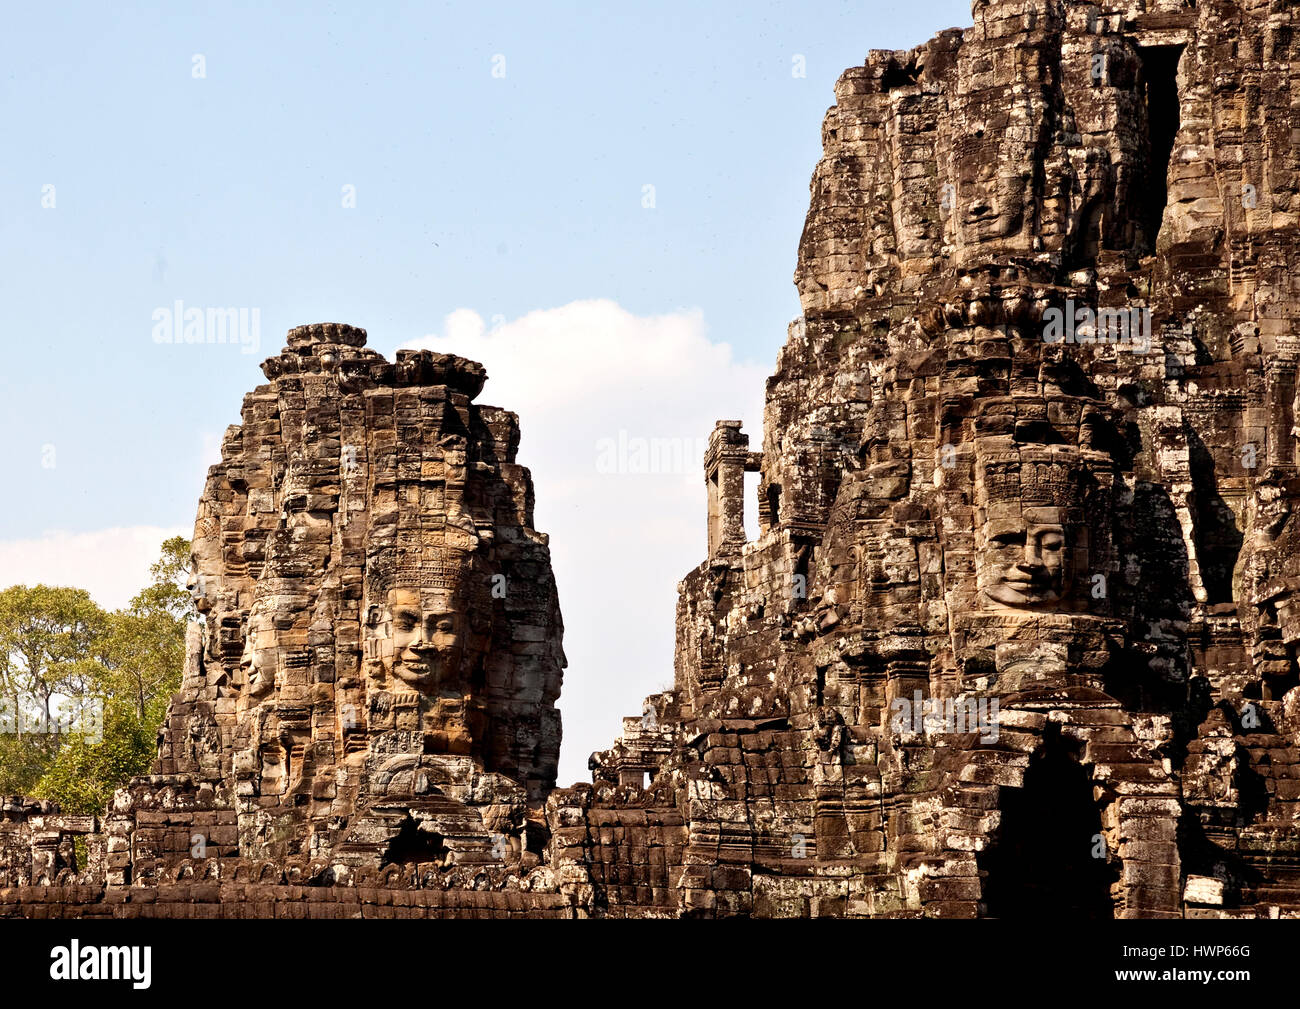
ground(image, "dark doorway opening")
xmin=380 ymin=815 xmax=450 ymax=867
xmin=880 ymin=62 xmax=919 ymax=92
xmin=1138 ymin=45 xmax=1184 ymax=254
xmin=979 ymin=729 xmax=1118 ymax=919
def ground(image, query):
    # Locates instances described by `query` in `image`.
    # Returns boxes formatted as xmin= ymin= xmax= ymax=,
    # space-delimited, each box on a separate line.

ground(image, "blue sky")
xmin=0 ymin=0 xmax=973 ymax=782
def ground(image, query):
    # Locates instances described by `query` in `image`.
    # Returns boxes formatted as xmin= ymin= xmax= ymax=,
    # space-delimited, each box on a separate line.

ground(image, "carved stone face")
xmin=1276 ymin=594 xmax=1300 ymax=647
xmin=382 ymin=587 xmax=466 ymax=692
xmin=188 ymin=520 xmax=222 ymax=614
xmin=982 ymin=506 xmax=1069 ymax=608
xmin=240 ymin=608 xmax=277 ymax=697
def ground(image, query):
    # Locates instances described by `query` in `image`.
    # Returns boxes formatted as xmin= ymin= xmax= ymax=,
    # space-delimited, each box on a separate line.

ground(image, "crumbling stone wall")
xmin=0 ymin=798 xmax=100 ymax=888
xmin=0 ymin=881 xmax=573 ymax=919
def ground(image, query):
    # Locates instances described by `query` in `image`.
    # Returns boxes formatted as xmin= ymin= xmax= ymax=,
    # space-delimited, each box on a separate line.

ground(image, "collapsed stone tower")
xmin=560 ymin=0 xmax=1300 ymax=918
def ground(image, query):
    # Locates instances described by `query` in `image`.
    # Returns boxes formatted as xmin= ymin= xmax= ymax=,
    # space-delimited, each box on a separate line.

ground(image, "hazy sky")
xmin=0 ymin=0 xmax=973 ymax=783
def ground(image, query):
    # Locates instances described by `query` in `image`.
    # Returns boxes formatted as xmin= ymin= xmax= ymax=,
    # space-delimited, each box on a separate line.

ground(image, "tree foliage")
xmin=0 ymin=538 xmax=191 ymax=813
xmin=33 ymin=701 xmax=157 ymax=814
xmin=0 ymin=585 xmax=106 ymax=795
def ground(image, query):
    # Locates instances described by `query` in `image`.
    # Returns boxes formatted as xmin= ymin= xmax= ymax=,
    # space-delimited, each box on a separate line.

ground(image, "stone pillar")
xmin=104 ymin=809 xmax=133 ymax=888
xmin=706 ymin=421 xmax=753 ymax=560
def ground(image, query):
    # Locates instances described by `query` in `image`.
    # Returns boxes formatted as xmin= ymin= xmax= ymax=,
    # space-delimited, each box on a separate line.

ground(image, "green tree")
xmin=36 ymin=538 xmax=191 ymax=812
xmin=0 ymin=585 xmax=108 ymax=794
xmin=33 ymin=700 xmax=156 ymax=814
xmin=130 ymin=534 xmax=197 ymax=625
xmin=0 ymin=538 xmax=192 ymax=812
xmin=97 ymin=537 xmax=192 ymax=723
xmin=0 ymin=585 xmax=106 ymax=726
xmin=0 ymin=733 xmax=55 ymax=797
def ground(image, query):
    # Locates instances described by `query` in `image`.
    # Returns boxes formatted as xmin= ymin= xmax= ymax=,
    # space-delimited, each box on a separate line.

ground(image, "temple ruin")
xmin=5 ymin=0 xmax=1300 ymax=918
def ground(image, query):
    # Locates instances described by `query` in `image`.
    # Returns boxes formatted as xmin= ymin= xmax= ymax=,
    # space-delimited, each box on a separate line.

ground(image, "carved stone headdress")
xmin=978 ymin=448 xmax=1088 ymax=521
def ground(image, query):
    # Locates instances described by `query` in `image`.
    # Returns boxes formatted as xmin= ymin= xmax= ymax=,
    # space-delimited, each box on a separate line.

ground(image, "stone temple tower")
xmin=565 ymin=0 xmax=1300 ymax=919
xmin=151 ymin=322 xmax=565 ymax=869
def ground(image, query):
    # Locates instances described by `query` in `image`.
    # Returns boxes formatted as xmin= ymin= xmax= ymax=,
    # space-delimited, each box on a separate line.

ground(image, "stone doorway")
xmin=979 ymin=728 xmax=1119 ymax=919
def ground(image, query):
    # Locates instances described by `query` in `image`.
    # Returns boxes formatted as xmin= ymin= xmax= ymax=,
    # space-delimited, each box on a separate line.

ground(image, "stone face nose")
xmin=285 ymin=322 xmax=368 ymax=349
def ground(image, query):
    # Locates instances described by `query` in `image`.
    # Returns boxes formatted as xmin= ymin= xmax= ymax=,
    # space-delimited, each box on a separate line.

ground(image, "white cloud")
xmin=0 ymin=526 xmax=188 ymax=611
xmin=401 ymin=299 xmax=768 ymax=785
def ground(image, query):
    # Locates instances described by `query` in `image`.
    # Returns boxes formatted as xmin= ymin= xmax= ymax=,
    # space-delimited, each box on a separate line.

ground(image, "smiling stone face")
xmin=386 ymin=587 xmax=466 ymax=692
xmin=975 ymin=451 xmax=1093 ymax=614
xmin=363 ymin=545 xmax=483 ymax=697
xmin=239 ymin=605 xmax=278 ymax=697
xmin=982 ymin=506 xmax=1069 ymax=608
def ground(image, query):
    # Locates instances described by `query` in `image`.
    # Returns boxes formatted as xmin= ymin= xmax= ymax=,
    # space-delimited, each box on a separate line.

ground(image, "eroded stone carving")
xmin=553 ymin=0 xmax=1300 ymax=920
